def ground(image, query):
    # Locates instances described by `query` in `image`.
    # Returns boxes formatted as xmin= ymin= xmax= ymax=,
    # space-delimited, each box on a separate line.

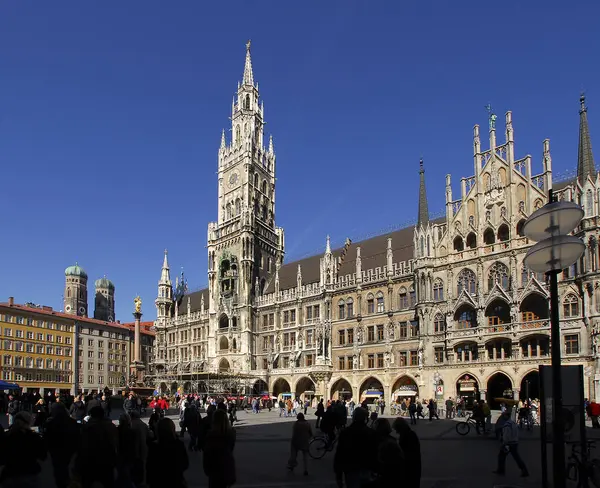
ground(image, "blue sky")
xmin=1 ymin=1 xmax=598 ymax=321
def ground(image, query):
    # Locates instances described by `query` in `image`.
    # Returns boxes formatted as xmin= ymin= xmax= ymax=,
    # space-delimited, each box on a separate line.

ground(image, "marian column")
xmin=131 ymin=296 xmax=145 ymax=385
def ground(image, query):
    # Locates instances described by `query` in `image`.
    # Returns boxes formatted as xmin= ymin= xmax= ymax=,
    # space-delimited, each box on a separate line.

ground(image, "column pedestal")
xmin=130 ymin=311 xmax=146 ymax=386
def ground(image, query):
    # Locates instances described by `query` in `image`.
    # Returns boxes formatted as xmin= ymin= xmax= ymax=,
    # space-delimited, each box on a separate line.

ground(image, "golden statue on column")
xmin=134 ymin=296 xmax=142 ymax=314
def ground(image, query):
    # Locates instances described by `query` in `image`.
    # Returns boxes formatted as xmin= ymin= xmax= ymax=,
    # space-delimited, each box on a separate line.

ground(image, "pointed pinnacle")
xmin=243 ymin=40 xmax=254 ymax=86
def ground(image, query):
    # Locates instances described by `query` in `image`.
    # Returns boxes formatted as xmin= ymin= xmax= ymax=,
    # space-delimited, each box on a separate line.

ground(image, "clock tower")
xmin=206 ymin=41 xmax=285 ymax=369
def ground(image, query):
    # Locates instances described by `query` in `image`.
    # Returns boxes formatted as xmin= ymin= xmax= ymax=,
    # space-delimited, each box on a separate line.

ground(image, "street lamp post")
xmin=523 ymin=190 xmax=585 ymax=488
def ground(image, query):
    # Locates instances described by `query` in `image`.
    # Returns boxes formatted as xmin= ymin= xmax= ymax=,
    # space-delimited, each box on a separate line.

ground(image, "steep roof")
xmin=265 ymin=222 xmax=422 ymax=294
xmin=577 ymin=94 xmax=596 ymax=183
xmin=178 ymin=288 xmax=209 ymax=315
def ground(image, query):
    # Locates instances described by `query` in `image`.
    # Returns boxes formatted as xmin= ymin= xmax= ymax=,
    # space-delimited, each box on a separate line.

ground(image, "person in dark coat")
xmin=147 ymin=418 xmax=189 ymax=488
xmin=86 ymin=394 xmax=102 ymax=414
xmin=199 ymin=404 xmax=216 ymax=451
xmin=117 ymin=413 xmax=137 ymax=486
xmin=203 ymin=409 xmax=237 ymax=488
xmin=0 ymin=411 xmax=47 ymax=488
xmin=33 ymin=397 xmax=49 ymax=434
xmin=392 ymin=417 xmax=421 ymax=488
xmin=334 ymin=407 xmax=377 ymax=488
xmin=73 ymin=405 xmax=119 ymax=488
xmin=69 ymin=395 xmax=86 ymax=423
xmin=44 ymin=402 xmax=80 ymax=488
xmin=315 ymin=399 xmax=325 ymax=428
xmin=184 ymin=402 xmax=201 ymax=450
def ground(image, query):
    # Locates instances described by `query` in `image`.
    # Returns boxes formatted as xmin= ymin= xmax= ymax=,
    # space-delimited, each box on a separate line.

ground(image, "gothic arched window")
xmin=244 ymin=94 xmax=250 ymax=110
xmin=587 ymin=189 xmax=593 ymax=215
xmin=563 ymin=294 xmax=579 ymax=318
xmin=399 ymin=287 xmax=408 ymax=309
xmin=427 ymin=236 xmax=431 ymax=256
xmin=376 ymin=291 xmax=385 ymax=313
xmin=338 ymin=299 xmax=345 ymax=320
xmin=457 ymin=268 xmax=476 ymax=295
xmin=253 ymin=173 xmax=259 ymax=187
xmin=488 ymin=262 xmax=509 ymax=290
xmin=235 ymin=126 xmax=241 ymax=146
xmin=419 ymin=236 xmax=424 ymax=256
xmin=434 ymin=313 xmax=446 ymax=333
xmin=433 ymin=279 xmax=444 ymax=301
xmin=346 ymin=298 xmax=354 ymax=318
xmin=409 ymin=286 xmax=416 ymax=307
xmin=262 ymin=180 xmax=267 ymax=194
xmin=67 ymin=288 xmax=71 ymax=298
xmin=367 ymin=293 xmax=375 ymax=314
xmin=235 ymin=199 xmax=241 ymax=215
xmin=226 ymin=203 xmax=232 ymax=220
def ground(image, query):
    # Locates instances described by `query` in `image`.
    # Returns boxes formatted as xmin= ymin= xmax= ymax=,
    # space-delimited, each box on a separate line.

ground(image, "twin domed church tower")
xmin=63 ymin=264 xmax=116 ymax=322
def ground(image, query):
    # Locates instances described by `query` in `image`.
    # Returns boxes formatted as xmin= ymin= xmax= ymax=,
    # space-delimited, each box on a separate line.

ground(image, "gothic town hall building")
xmin=151 ymin=44 xmax=599 ymax=407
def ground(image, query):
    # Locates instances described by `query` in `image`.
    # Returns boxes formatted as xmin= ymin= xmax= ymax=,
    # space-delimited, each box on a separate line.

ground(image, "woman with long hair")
xmin=203 ymin=409 xmax=237 ymax=488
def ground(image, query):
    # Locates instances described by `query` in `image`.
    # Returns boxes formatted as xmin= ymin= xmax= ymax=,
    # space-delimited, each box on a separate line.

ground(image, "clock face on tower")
xmin=228 ymin=172 xmax=239 ymax=188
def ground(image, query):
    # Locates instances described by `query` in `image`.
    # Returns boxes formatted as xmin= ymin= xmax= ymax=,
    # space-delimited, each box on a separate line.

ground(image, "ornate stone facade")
xmin=151 ymin=46 xmax=598 ymax=405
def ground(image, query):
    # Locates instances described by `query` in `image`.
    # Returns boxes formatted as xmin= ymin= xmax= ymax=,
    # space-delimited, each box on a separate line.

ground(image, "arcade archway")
xmin=252 ymin=379 xmax=269 ymax=396
xmin=159 ymin=382 xmax=167 ymax=394
xmin=183 ymin=381 xmax=192 ymax=393
xmin=391 ymin=375 xmax=419 ymax=402
xmin=486 ymin=372 xmax=513 ymax=409
xmin=272 ymin=378 xmax=291 ymax=399
xmin=359 ymin=377 xmax=384 ymax=405
xmin=295 ymin=377 xmax=316 ymax=402
xmin=170 ymin=382 xmax=178 ymax=394
xmin=520 ymin=370 xmax=540 ymax=400
xmin=456 ymin=374 xmax=479 ymax=408
xmin=330 ymin=378 xmax=353 ymax=401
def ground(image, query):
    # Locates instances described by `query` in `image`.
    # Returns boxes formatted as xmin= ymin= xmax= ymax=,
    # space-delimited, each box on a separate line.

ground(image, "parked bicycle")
xmin=455 ymin=413 xmax=478 ymax=436
xmin=308 ymin=433 xmax=338 ymax=459
xmin=566 ymin=440 xmax=600 ymax=488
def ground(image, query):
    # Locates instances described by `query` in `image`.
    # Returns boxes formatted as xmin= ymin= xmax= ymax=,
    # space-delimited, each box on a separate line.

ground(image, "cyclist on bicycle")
xmin=320 ymin=405 xmax=337 ymax=448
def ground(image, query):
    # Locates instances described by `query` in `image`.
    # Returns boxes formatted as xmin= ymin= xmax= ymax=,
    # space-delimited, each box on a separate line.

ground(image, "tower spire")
xmin=417 ymin=158 xmax=429 ymax=228
xmin=160 ymin=249 xmax=171 ymax=285
xmin=243 ymin=40 xmax=254 ymax=86
xmin=577 ymin=93 xmax=596 ymax=184
xmin=220 ymin=129 xmax=226 ymax=150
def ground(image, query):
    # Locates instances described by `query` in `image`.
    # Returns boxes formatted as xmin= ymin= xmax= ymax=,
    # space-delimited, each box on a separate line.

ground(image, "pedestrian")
xmin=392 ymin=417 xmax=421 ymax=488
xmin=493 ymin=410 xmax=529 ymax=478
xmin=287 ymin=413 xmax=313 ymax=475
xmin=372 ymin=418 xmax=405 ymax=487
xmin=427 ymin=399 xmax=439 ymax=421
xmin=379 ymin=398 xmax=385 ymax=416
xmin=304 ymin=399 xmax=309 ymax=415
xmin=445 ymin=397 xmax=454 ymax=419
xmin=203 ymin=409 xmax=237 ymax=488
xmin=44 ymin=402 xmax=80 ymax=488
xmin=6 ymin=394 xmax=20 ymax=427
xmin=72 ymin=406 xmax=119 ymax=488
xmin=482 ymin=400 xmax=492 ymax=433
xmin=0 ymin=411 xmax=47 ymax=488
xmin=147 ymin=418 xmax=189 ymax=488
xmin=334 ymin=407 xmax=377 ymax=488
xmin=130 ymin=410 xmax=149 ymax=487
xmin=315 ymin=399 xmax=324 ymax=428
xmin=409 ymin=399 xmax=417 ymax=425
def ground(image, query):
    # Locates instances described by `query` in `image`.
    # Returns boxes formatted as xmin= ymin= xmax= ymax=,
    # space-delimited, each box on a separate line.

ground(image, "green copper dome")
xmin=65 ymin=263 xmax=88 ymax=279
xmin=95 ymin=277 xmax=115 ymax=290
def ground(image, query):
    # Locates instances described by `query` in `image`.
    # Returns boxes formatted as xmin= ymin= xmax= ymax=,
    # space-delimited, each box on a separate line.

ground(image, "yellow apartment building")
xmin=0 ymin=298 xmax=75 ymax=394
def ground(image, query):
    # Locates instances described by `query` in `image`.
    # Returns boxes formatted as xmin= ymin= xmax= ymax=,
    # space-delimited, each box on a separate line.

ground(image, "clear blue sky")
xmin=1 ymin=1 xmax=598 ymax=321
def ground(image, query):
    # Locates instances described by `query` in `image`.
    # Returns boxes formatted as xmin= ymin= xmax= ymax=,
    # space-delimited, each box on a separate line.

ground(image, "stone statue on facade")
xmin=356 ymin=326 xmax=364 ymax=344
xmin=418 ymin=339 xmax=424 ymax=369
xmin=387 ymin=321 xmax=395 ymax=340
xmin=384 ymin=351 xmax=391 ymax=368
xmin=353 ymin=354 xmax=358 ymax=369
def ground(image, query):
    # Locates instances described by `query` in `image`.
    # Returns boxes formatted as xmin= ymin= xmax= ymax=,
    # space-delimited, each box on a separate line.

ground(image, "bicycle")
xmin=566 ymin=440 xmax=600 ymax=488
xmin=308 ymin=433 xmax=338 ymax=459
xmin=455 ymin=413 xmax=479 ymax=436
